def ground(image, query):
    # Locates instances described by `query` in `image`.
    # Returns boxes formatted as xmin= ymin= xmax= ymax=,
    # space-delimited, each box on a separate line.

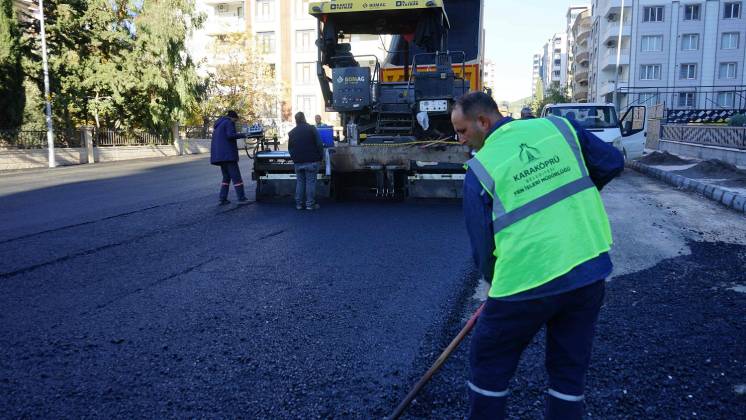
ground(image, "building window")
xmin=678 ymin=92 xmax=696 ymax=107
xmin=296 ymin=95 xmax=316 ymax=117
xmin=554 ymin=59 xmax=561 ymax=65
xmin=295 ymin=0 xmax=310 ymax=16
xmin=296 ymin=62 xmax=314 ymax=85
xmin=256 ymin=0 xmax=273 ymax=21
xmin=681 ymin=34 xmax=699 ymax=51
xmin=641 ymin=35 xmax=663 ymax=52
xmin=256 ymin=31 xmax=275 ymax=54
xmin=723 ymin=2 xmax=741 ymax=18
xmin=716 ymin=92 xmax=735 ymax=107
xmin=721 ymin=32 xmax=740 ymax=49
xmin=640 ymin=64 xmax=661 ymax=80
xmin=679 ymin=63 xmax=697 ymax=79
xmin=553 ymin=70 xmax=561 ymax=77
xmin=638 ymin=93 xmax=660 ymax=105
xmin=643 ymin=6 xmax=665 ymax=22
xmin=295 ymin=30 xmax=314 ymax=52
xmin=719 ymin=62 xmax=738 ymax=79
xmin=684 ymin=4 xmax=701 ymax=20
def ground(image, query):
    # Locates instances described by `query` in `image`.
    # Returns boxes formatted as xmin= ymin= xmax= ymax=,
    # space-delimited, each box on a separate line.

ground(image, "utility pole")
xmin=39 ymin=0 xmax=55 ymax=167
xmin=612 ymin=0 xmax=625 ymax=109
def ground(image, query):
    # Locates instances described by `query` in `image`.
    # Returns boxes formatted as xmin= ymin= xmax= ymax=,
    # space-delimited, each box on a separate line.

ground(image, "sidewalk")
xmin=628 ymin=150 xmax=746 ymax=214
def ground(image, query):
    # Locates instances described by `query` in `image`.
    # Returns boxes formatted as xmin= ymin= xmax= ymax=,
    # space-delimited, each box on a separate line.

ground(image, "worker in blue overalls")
xmin=210 ymin=110 xmax=250 ymax=205
xmin=451 ymin=92 xmax=624 ymax=420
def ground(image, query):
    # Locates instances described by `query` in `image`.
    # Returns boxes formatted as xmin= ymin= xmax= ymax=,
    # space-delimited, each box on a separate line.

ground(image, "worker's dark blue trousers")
xmin=219 ymin=162 xmax=245 ymax=201
xmin=468 ymin=280 xmax=605 ymax=420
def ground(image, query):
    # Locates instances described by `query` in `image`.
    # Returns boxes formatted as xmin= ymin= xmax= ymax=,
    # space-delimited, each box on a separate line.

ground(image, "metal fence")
xmin=0 ymin=129 xmax=84 ymax=149
xmin=661 ymin=124 xmax=746 ymax=150
xmin=618 ymin=85 xmax=746 ymax=124
xmin=92 ymin=129 xmax=171 ymax=147
xmin=180 ymin=125 xmax=213 ymax=139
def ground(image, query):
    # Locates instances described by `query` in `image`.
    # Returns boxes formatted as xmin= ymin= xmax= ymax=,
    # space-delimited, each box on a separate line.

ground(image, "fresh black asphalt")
xmin=1 ymin=157 xmax=744 ymax=418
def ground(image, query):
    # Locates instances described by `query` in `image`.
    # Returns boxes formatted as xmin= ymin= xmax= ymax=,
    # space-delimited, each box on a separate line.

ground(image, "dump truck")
xmin=252 ymin=0 xmax=484 ymax=200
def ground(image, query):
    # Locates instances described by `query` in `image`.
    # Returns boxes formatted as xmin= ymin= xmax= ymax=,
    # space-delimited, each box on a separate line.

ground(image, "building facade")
xmin=566 ymin=5 xmax=591 ymax=99
xmin=188 ymin=0 xmax=387 ymax=126
xmin=588 ymin=0 xmax=746 ymax=111
xmin=541 ymin=33 xmax=569 ymax=93
xmin=571 ymin=9 xmax=592 ymax=102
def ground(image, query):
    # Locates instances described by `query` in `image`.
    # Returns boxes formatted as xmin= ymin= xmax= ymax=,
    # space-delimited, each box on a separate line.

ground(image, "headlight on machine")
xmin=612 ymin=138 xmax=622 ymax=150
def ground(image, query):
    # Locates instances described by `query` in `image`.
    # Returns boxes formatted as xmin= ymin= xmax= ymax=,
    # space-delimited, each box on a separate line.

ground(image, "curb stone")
xmin=626 ymin=160 xmax=746 ymax=215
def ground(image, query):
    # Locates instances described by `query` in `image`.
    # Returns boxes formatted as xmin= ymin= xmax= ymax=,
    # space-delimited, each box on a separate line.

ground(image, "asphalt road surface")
xmin=1 ymin=156 xmax=744 ymax=418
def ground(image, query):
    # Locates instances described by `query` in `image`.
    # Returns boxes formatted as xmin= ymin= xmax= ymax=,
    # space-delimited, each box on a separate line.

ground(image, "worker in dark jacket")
xmin=288 ymin=112 xmax=324 ymax=210
xmin=210 ymin=110 xmax=250 ymax=205
xmin=451 ymin=92 xmax=624 ymax=420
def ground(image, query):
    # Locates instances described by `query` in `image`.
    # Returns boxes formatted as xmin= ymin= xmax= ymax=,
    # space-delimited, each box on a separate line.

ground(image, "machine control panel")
xmin=332 ymin=67 xmax=371 ymax=112
xmin=419 ymin=100 xmax=449 ymax=113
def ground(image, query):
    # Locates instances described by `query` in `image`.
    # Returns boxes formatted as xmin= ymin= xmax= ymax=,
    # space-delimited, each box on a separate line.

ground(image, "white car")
xmin=540 ymin=102 xmax=647 ymax=160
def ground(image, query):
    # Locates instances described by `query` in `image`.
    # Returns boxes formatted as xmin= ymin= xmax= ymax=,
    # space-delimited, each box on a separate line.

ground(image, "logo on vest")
xmin=518 ymin=143 xmax=540 ymax=164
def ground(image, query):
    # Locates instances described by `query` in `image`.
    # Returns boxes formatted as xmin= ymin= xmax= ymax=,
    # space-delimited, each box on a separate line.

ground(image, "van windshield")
xmin=544 ymin=106 xmax=619 ymax=129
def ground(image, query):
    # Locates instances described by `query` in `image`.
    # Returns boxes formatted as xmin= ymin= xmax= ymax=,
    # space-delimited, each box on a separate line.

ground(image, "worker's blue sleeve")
xmin=567 ymin=119 xmax=625 ymax=191
xmin=463 ymin=169 xmax=496 ymax=283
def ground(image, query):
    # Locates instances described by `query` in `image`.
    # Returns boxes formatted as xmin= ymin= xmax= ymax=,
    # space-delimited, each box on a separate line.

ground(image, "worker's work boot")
xmin=306 ymin=203 xmax=320 ymax=211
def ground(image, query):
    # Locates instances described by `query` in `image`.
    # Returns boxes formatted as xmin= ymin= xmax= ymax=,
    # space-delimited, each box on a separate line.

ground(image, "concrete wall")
xmin=0 ymin=148 xmax=87 ymax=171
xmin=0 ymin=138 xmax=218 ymax=171
xmin=659 ymin=140 xmax=746 ymax=166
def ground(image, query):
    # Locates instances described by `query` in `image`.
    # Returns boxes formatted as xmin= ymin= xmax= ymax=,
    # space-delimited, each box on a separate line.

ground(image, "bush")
xmin=728 ymin=113 xmax=746 ymax=127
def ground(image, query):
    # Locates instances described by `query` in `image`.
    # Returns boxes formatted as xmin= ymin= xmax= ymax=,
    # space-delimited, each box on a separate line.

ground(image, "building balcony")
xmin=203 ymin=0 xmax=243 ymax=4
xmin=573 ymin=85 xmax=589 ymax=101
xmin=204 ymin=17 xmax=246 ymax=35
xmin=600 ymin=80 xmax=628 ymax=96
xmin=574 ymin=70 xmax=589 ymax=83
xmin=603 ymin=1 xmax=632 ymax=19
xmin=603 ymin=24 xmax=631 ymax=44
xmin=575 ymin=29 xmax=590 ymax=46
xmin=601 ymin=48 xmax=629 ymax=70
xmin=575 ymin=50 xmax=590 ymax=65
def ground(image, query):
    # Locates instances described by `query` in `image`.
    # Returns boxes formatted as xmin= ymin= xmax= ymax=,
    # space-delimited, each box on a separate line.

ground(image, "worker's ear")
xmin=476 ymin=114 xmax=491 ymax=131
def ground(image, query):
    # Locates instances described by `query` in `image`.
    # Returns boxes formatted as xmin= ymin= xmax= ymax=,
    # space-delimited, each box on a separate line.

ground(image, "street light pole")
xmin=612 ymin=0 xmax=625 ymax=109
xmin=38 ymin=0 xmax=55 ymax=167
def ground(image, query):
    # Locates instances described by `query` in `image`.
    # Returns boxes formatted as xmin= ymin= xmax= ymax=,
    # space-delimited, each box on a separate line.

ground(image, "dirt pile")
xmin=637 ymin=151 xmax=694 ymax=165
xmin=674 ymin=159 xmax=746 ymax=179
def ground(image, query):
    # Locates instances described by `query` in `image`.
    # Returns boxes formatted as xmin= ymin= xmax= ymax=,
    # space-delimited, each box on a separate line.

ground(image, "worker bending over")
xmin=450 ymin=92 xmax=624 ymax=420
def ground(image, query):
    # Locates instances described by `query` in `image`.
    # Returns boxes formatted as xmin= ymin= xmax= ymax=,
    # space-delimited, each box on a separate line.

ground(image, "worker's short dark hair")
xmin=295 ymin=112 xmax=306 ymax=125
xmin=454 ymin=92 xmax=500 ymax=120
xmin=226 ymin=110 xmax=239 ymax=119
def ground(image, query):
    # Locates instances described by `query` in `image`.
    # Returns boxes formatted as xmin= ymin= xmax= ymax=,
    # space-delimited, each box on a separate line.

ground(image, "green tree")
xmin=20 ymin=0 xmax=90 ymax=134
xmin=0 ymin=0 xmax=25 ymax=128
xmin=121 ymin=0 xmax=204 ymax=132
xmin=19 ymin=0 xmax=204 ymax=133
xmin=532 ymin=86 xmax=571 ymax=115
xmin=196 ymin=31 xmax=281 ymax=125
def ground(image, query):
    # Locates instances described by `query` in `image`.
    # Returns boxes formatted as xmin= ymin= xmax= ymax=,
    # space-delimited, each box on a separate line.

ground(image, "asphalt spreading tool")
xmin=389 ymin=302 xmax=485 ymax=419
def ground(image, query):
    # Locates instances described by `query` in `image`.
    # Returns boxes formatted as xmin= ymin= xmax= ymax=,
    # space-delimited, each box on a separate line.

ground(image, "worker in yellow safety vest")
xmin=450 ymin=92 xmax=624 ymax=420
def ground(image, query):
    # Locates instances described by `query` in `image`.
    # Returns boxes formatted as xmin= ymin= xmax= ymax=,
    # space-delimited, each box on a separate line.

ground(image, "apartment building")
xmin=532 ymin=52 xmax=543 ymax=97
xmin=541 ymin=33 xmax=569 ymax=92
xmin=566 ymin=5 xmax=591 ymax=99
xmin=588 ymin=0 xmax=746 ymax=110
xmin=188 ymin=0 xmax=387 ymax=125
xmin=571 ymin=9 xmax=592 ymax=102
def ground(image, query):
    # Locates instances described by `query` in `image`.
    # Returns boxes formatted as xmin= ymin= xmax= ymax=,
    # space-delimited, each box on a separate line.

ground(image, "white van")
xmin=540 ymin=103 xmax=647 ymax=160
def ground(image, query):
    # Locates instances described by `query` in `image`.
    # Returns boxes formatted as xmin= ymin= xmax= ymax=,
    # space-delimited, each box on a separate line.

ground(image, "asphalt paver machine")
xmin=253 ymin=0 xmax=484 ymax=199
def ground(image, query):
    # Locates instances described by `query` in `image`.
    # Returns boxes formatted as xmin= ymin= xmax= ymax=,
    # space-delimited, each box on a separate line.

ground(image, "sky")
xmin=484 ymin=0 xmax=581 ymax=103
